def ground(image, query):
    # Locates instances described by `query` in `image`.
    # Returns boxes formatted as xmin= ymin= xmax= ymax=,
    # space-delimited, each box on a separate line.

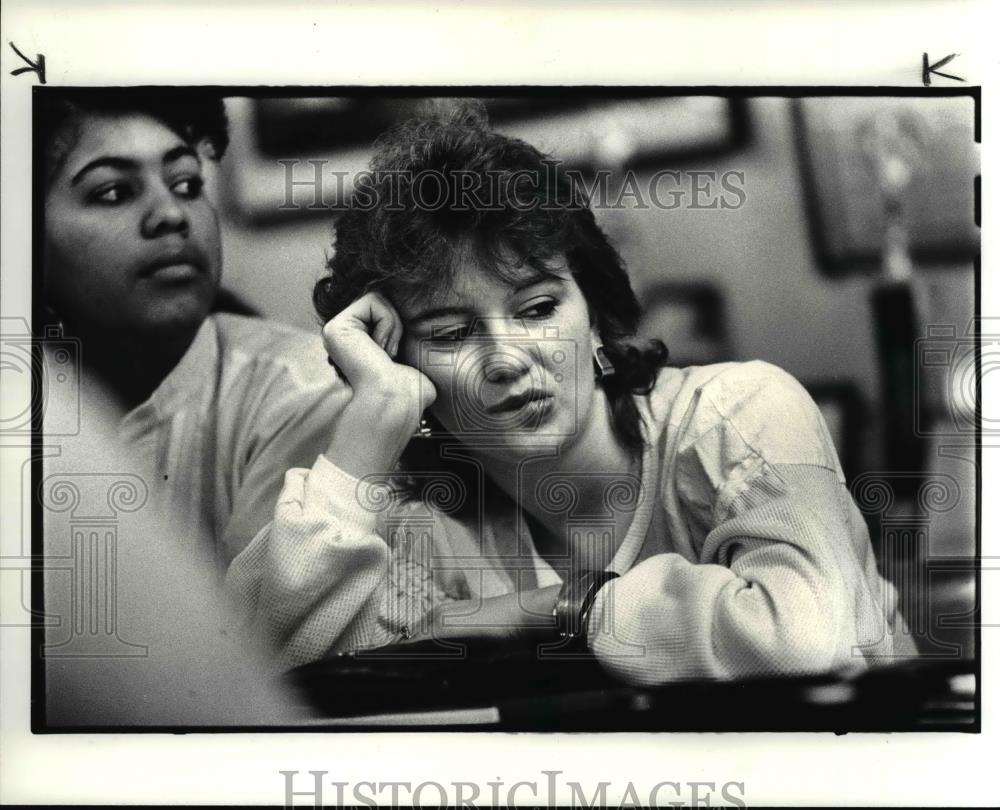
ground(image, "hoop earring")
xmin=592 ymin=345 xmax=615 ymax=382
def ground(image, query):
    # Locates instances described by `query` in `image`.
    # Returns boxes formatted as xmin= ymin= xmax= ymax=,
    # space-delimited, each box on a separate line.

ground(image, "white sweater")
xmin=226 ymin=360 xmax=916 ymax=684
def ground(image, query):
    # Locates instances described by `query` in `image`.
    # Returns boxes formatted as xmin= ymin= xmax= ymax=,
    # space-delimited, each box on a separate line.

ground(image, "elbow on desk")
xmin=586 ymin=578 xmax=851 ymax=687
xmin=712 ymin=577 xmax=852 ymax=678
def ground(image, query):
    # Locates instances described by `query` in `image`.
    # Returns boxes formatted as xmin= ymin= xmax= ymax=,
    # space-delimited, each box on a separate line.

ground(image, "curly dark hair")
xmin=315 ymin=102 xmax=668 ymax=464
xmin=37 ymin=88 xmax=230 ymax=186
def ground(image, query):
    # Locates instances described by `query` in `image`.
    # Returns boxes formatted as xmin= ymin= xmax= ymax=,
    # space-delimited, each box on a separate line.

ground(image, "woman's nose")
xmin=467 ymin=318 xmax=541 ymax=382
xmin=478 ymin=337 xmax=534 ymax=383
xmin=141 ymin=185 xmax=189 ymax=238
xmin=482 ymin=348 xmax=530 ymax=383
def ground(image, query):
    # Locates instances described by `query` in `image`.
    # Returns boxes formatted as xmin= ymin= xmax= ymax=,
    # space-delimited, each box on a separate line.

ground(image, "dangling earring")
xmin=413 ymin=414 xmax=433 ymax=439
xmin=592 ymin=345 xmax=615 ymax=382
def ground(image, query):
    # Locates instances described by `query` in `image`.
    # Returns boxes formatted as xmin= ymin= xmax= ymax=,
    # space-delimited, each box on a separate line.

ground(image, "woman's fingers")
xmin=384 ymin=301 xmax=404 ymax=358
xmin=368 ymin=298 xmax=394 ymax=352
xmin=322 ymin=322 xmax=376 ymax=387
xmin=323 ymin=299 xmax=391 ymax=386
xmin=361 ymin=291 xmax=404 ymax=357
xmin=343 ymin=292 xmax=402 ymax=351
xmin=369 ymin=291 xmax=402 ymax=355
xmin=321 ymin=291 xmax=435 ymax=476
xmin=322 ymin=291 xmax=410 ymax=386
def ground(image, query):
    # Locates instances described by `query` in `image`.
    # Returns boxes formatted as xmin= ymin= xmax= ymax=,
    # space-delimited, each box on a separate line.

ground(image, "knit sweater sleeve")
xmin=586 ymin=362 xmax=882 ymax=685
xmin=224 ymin=454 xmax=451 ymax=669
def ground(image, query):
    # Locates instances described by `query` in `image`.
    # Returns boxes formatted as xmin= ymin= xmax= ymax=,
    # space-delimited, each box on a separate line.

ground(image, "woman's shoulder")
xmin=210 ymin=313 xmax=333 ymax=392
xmin=642 ymin=360 xmax=841 ymax=472
xmin=207 ymin=313 xmax=348 ymax=439
xmin=643 ymin=359 xmax=797 ymax=423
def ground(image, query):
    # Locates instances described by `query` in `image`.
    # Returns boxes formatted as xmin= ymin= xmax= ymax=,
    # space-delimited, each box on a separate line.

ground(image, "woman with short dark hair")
xmin=40 ymin=89 xmax=342 ymax=565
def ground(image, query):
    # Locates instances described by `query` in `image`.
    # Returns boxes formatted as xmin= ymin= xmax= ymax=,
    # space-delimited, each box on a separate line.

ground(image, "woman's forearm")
xmin=414 ymin=585 xmax=563 ymax=642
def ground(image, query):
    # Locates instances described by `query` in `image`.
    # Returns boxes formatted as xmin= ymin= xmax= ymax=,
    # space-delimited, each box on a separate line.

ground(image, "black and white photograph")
xmin=0 ymin=1 xmax=994 ymax=806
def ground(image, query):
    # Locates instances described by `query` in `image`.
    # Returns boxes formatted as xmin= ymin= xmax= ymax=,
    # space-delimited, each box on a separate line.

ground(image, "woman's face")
xmin=398 ymin=254 xmax=602 ymax=461
xmin=44 ymin=113 xmax=222 ymax=338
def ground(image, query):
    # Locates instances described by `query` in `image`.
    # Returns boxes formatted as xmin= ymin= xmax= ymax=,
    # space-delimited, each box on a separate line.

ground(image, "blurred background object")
xmin=39 ymin=363 xmax=304 ymax=728
xmin=796 ymin=97 xmax=978 ymax=275
xmin=212 ymin=93 xmax=978 ymax=661
xmin=224 ymin=96 xmax=747 ymax=219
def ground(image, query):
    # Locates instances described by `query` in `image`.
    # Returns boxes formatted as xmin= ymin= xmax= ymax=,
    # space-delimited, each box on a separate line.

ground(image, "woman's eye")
xmin=519 ymin=300 xmax=558 ymax=319
xmin=88 ymin=183 xmax=132 ymax=205
xmin=432 ymin=324 xmax=471 ymax=342
xmin=171 ymin=176 xmax=204 ymax=199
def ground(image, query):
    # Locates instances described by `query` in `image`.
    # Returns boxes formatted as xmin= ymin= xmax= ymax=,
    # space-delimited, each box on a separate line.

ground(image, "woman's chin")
xmin=440 ymin=402 xmax=586 ymax=461
xmin=128 ymin=298 xmax=214 ymax=337
xmin=464 ymin=430 xmax=574 ymax=464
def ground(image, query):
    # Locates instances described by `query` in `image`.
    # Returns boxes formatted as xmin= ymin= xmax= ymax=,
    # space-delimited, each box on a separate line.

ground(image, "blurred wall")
xmin=217 ymin=96 xmax=975 ymax=470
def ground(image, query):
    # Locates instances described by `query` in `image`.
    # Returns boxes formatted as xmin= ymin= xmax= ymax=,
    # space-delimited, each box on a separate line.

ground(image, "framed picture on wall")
xmin=638 ymin=281 xmax=730 ymax=368
xmin=794 ymin=95 xmax=979 ymax=276
xmin=222 ymin=93 xmax=748 ymax=223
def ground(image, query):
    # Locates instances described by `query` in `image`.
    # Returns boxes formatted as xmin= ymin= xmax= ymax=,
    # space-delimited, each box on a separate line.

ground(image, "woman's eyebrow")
xmin=406 ymin=304 xmax=472 ymax=325
xmin=510 ymin=272 xmax=565 ymax=296
xmin=71 ymin=156 xmax=136 ymax=186
xmin=162 ymin=144 xmax=200 ymax=166
xmin=70 ymin=145 xmax=199 ymax=186
xmin=407 ymin=274 xmax=565 ymax=323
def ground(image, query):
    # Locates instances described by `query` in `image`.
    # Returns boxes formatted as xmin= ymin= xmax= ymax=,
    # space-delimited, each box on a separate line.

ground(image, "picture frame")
xmin=223 ymin=93 xmax=748 ymax=222
xmin=794 ymin=95 xmax=978 ymax=276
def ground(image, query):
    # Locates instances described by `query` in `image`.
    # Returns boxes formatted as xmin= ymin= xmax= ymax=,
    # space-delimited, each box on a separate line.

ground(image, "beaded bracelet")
xmin=553 ymin=569 xmax=619 ymax=644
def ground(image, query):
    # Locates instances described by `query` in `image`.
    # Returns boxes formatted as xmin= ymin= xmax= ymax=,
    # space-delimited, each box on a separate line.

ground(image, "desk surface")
xmin=288 ymin=640 xmax=977 ymax=732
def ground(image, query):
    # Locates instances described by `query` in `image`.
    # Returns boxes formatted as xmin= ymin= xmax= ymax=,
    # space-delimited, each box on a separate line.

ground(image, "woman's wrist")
xmin=324 ymin=392 xmax=415 ymax=478
xmin=418 ymin=585 xmax=563 ymax=642
xmin=553 ymin=570 xmax=619 ymax=647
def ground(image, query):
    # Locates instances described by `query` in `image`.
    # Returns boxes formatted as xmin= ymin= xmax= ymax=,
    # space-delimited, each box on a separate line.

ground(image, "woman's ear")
xmin=589 ymin=324 xmax=604 ymax=352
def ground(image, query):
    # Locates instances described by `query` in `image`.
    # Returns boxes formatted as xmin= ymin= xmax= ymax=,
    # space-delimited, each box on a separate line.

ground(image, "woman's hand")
xmin=408 ymin=585 xmax=563 ymax=644
xmin=322 ymin=291 xmax=437 ymax=477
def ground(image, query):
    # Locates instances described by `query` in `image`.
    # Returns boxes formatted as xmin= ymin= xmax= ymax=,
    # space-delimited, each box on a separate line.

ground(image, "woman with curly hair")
xmin=227 ymin=104 xmax=915 ymax=684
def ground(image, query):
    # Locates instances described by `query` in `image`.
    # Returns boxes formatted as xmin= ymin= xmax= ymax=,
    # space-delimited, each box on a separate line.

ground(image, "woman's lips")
xmin=487 ymin=391 xmax=553 ymax=414
xmin=140 ymin=245 xmax=207 ymax=281
xmin=143 ymin=262 xmax=201 ymax=282
xmin=517 ymin=396 xmax=554 ymax=420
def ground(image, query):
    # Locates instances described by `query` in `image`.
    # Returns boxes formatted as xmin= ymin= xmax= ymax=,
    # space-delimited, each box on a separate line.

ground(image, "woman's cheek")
xmin=424 ymin=367 xmax=459 ymax=427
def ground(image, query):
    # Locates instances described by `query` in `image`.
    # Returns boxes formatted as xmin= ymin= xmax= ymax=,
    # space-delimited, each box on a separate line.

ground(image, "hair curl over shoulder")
xmin=314 ymin=101 xmax=667 ymax=455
